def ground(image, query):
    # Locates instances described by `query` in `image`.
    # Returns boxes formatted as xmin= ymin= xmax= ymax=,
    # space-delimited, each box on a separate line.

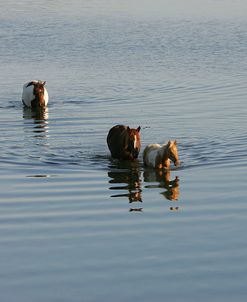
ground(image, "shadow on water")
xmin=107 ymin=158 xmax=181 ymax=212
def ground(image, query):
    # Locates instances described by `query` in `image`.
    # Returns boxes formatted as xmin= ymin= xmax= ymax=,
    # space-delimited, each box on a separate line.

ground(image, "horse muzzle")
xmin=174 ymin=160 xmax=180 ymax=167
xmin=132 ymin=148 xmax=140 ymax=159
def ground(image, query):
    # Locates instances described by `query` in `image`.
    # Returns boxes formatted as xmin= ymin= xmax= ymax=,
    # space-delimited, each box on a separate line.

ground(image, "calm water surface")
xmin=0 ymin=1 xmax=247 ymax=301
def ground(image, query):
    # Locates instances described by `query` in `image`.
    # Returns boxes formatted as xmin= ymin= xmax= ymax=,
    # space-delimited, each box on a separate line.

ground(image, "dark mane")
xmin=26 ymin=81 xmax=36 ymax=87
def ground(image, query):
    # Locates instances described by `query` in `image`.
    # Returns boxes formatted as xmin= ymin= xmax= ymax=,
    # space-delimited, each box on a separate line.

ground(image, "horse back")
xmin=22 ymin=82 xmax=35 ymax=107
xmin=143 ymin=144 xmax=161 ymax=168
xmin=107 ymin=125 xmax=129 ymax=159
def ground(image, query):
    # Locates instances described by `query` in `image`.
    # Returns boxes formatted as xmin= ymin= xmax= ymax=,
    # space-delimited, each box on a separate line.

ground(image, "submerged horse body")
xmin=143 ymin=140 xmax=180 ymax=169
xmin=107 ymin=125 xmax=141 ymax=160
xmin=22 ymin=80 xmax=49 ymax=108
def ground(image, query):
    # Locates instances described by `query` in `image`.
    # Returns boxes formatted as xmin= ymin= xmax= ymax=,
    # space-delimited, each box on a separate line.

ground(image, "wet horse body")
xmin=107 ymin=125 xmax=141 ymax=160
xmin=22 ymin=80 xmax=49 ymax=108
xmin=143 ymin=140 xmax=179 ymax=169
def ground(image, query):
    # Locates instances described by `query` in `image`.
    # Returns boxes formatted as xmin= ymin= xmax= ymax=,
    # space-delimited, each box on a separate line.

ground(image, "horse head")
xmin=167 ymin=140 xmax=180 ymax=166
xmin=32 ymin=81 xmax=46 ymax=107
xmin=127 ymin=126 xmax=141 ymax=159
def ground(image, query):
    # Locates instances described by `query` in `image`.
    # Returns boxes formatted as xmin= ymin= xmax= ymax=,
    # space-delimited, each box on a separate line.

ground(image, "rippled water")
xmin=0 ymin=1 xmax=247 ymax=301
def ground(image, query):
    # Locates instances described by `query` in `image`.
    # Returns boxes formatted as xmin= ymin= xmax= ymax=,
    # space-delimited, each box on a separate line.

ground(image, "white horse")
xmin=143 ymin=140 xmax=180 ymax=169
xmin=22 ymin=80 xmax=49 ymax=108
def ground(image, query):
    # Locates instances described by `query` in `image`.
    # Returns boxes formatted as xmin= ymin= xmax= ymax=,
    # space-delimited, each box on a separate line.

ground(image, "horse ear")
xmin=42 ymin=81 xmax=46 ymax=86
xmin=174 ymin=140 xmax=177 ymax=145
xmin=127 ymin=126 xmax=131 ymax=133
xmin=167 ymin=140 xmax=171 ymax=146
xmin=137 ymin=126 xmax=141 ymax=132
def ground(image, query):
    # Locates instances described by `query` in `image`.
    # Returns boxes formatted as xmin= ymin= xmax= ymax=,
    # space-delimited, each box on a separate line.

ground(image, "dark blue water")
xmin=0 ymin=1 xmax=247 ymax=301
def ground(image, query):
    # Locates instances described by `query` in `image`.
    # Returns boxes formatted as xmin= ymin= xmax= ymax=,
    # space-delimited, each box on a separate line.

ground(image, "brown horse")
xmin=107 ymin=125 xmax=141 ymax=160
xmin=143 ymin=140 xmax=180 ymax=169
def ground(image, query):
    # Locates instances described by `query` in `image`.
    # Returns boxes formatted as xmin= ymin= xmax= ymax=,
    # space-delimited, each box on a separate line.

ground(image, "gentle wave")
xmin=1 ymin=3 xmax=247 ymax=301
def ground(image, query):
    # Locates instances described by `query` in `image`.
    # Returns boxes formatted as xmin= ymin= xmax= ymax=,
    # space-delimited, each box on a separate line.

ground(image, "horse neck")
xmin=124 ymin=132 xmax=130 ymax=148
xmin=34 ymin=89 xmax=45 ymax=107
xmin=158 ymin=145 xmax=170 ymax=168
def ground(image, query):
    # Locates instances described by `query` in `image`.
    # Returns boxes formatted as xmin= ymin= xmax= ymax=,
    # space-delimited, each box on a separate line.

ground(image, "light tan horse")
xmin=143 ymin=140 xmax=180 ymax=169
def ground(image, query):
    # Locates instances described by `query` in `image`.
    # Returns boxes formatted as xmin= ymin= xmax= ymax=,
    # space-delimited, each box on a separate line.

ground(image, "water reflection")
xmin=129 ymin=208 xmax=143 ymax=212
xmin=108 ymin=159 xmax=181 ymax=211
xmin=144 ymin=169 xmax=180 ymax=201
xmin=26 ymin=174 xmax=53 ymax=178
xmin=108 ymin=159 xmax=142 ymax=210
xmin=108 ymin=169 xmax=142 ymax=203
xmin=22 ymin=107 xmax=49 ymax=138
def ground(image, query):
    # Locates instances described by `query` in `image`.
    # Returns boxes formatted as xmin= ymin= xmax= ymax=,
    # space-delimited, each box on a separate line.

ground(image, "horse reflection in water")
xmin=144 ymin=169 xmax=180 ymax=210
xmin=23 ymin=107 xmax=49 ymax=138
xmin=108 ymin=163 xmax=142 ymax=211
xmin=22 ymin=107 xmax=51 ymax=178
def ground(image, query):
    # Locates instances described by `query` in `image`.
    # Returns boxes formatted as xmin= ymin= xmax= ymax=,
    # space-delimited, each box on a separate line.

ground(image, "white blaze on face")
xmin=134 ymin=135 xmax=137 ymax=149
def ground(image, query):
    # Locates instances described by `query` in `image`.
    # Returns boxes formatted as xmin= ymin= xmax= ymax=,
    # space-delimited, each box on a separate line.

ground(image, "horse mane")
xmin=26 ymin=81 xmax=37 ymax=87
xmin=158 ymin=143 xmax=170 ymax=160
xmin=150 ymin=141 xmax=178 ymax=169
xmin=26 ymin=80 xmax=46 ymax=88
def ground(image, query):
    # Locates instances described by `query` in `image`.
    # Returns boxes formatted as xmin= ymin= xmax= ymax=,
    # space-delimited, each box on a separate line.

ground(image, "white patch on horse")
xmin=43 ymin=88 xmax=49 ymax=106
xmin=22 ymin=83 xmax=34 ymax=107
xmin=147 ymin=149 xmax=158 ymax=167
xmin=22 ymin=80 xmax=49 ymax=107
xmin=144 ymin=144 xmax=161 ymax=168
